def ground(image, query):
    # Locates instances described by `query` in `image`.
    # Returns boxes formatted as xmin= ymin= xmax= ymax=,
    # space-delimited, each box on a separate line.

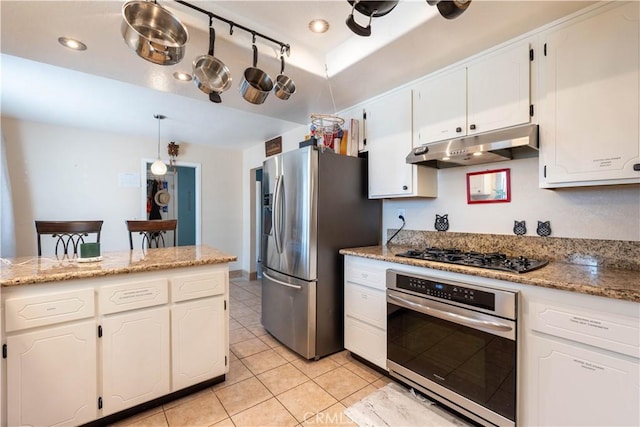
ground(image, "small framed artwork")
xmin=467 ymin=168 xmax=511 ymax=204
xmin=265 ymin=136 xmax=282 ymax=157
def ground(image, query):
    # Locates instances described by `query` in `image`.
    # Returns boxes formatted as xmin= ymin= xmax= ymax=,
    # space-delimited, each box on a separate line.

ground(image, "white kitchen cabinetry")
xmin=170 ymin=269 xmax=228 ymax=390
xmin=413 ymin=42 xmax=531 ymax=146
xmin=5 ymin=288 xmax=97 ymax=427
xmin=539 ymin=1 xmax=640 ymax=187
xmin=2 ymin=265 xmax=230 ymax=426
xmin=343 ymin=256 xmax=390 ymax=369
xmin=524 ymin=298 xmax=639 ymax=426
xmin=99 ymin=279 xmax=170 ymax=416
xmin=366 ymin=89 xmax=437 ymax=199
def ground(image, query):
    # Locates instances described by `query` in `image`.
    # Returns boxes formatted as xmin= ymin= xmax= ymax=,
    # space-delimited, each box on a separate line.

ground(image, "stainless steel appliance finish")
xmin=386 ymin=270 xmax=518 ymax=426
xmin=406 ymin=123 xmax=539 ymax=168
xmin=262 ymin=146 xmax=380 ymax=359
xmin=396 ymin=247 xmax=548 ymax=273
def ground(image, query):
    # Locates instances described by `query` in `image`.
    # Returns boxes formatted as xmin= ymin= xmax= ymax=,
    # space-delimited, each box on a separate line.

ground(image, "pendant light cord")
xmin=324 ymin=64 xmax=337 ymax=114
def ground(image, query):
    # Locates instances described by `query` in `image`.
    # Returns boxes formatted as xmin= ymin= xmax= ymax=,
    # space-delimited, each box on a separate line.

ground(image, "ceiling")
xmin=0 ymin=0 xmax=596 ymax=150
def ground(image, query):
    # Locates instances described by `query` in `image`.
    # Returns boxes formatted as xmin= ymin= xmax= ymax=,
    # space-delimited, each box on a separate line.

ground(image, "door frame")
xmin=140 ymin=158 xmax=202 ymax=245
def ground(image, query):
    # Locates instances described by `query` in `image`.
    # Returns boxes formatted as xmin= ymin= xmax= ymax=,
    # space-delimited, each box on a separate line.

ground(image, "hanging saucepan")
xmin=273 ymin=53 xmax=296 ymax=101
xmin=193 ymin=27 xmax=232 ymax=104
xmin=346 ymin=0 xmax=399 ymax=37
xmin=121 ymin=0 xmax=189 ymax=66
xmin=427 ymin=0 xmax=472 ymax=20
xmin=239 ymin=44 xmax=274 ymax=105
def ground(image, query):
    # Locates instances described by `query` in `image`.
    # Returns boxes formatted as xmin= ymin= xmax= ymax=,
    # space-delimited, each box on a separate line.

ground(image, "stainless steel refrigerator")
xmin=261 ymin=146 xmax=381 ymax=359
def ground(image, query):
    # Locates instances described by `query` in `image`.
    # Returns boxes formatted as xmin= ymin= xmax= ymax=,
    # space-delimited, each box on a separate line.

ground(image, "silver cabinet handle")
xmin=263 ymin=271 xmax=302 ymax=290
xmin=387 ymin=293 xmax=512 ymax=333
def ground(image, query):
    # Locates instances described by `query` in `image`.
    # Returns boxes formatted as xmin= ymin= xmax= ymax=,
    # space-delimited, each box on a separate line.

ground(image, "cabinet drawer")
xmin=171 ymin=271 xmax=226 ymax=302
xmin=5 ymin=288 xmax=94 ymax=332
xmin=344 ymin=259 xmax=386 ymax=291
xmin=345 ymin=283 xmax=386 ymax=330
xmin=345 ymin=316 xmax=387 ymax=370
xmin=530 ymin=301 xmax=639 ymax=358
xmin=98 ymin=279 xmax=168 ymax=315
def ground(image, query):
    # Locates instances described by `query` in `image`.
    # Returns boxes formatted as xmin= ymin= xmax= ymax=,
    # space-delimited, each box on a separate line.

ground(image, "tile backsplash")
xmin=387 ymin=229 xmax=640 ymax=271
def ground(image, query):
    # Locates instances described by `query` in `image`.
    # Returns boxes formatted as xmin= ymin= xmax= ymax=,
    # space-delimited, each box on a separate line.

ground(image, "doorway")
xmin=142 ymin=159 xmax=201 ymax=246
xmin=249 ymin=167 xmax=263 ymax=280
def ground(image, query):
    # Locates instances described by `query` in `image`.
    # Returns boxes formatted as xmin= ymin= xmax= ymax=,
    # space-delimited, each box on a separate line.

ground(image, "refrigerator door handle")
xmin=273 ymin=175 xmax=283 ymax=254
xmin=275 ymin=174 xmax=285 ymax=253
xmin=263 ymin=271 xmax=303 ymax=290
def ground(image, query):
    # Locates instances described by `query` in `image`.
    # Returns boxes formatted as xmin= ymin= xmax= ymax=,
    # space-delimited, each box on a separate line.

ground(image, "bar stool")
xmin=126 ymin=219 xmax=177 ymax=250
xmin=35 ymin=220 xmax=104 ymax=258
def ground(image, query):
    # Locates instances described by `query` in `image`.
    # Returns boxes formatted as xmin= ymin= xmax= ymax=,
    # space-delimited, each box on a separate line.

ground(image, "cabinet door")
xmin=467 ymin=42 xmax=531 ymax=135
xmin=101 ymin=306 xmax=170 ymax=415
xmin=367 ymin=89 xmax=415 ymax=198
xmin=529 ymin=334 xmax=639 ymax=426
xmin=344 ymin=316 xmax=387 ymax=370
xmin=413 ymin=67 xmax=467 ymax=145
xmin=541 ymin=2 xmax=640 ymax=185
xmin=172 ymin=296 xmax=227 ymax=390
xmin=7 ymin=320 xmax=97 ymax=427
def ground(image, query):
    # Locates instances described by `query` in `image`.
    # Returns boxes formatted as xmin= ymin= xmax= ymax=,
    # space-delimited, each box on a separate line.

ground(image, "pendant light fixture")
xmin=151 ymin=114 xmax=168 ymax=176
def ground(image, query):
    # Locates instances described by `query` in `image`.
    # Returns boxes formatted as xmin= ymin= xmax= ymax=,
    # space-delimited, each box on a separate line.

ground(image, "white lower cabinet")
xmin=7 ymin=320 xmax=97 ymax=426
xmin=2 ymin=265 xmax=230 ymax=426
xmin=522 ymin=296 xmax=640 ymax=426
xmin=101 ymin=306 xmax=170 ymax=416
xmin=171 ymin=296 xmax=227 ymax=390
xmin=343 ymin=256 xmax=388 ymax=369
xmin=529 ymin=334 xmax=639 ymax=427
xmin=4 ymin=288 xmax=97 ymax=427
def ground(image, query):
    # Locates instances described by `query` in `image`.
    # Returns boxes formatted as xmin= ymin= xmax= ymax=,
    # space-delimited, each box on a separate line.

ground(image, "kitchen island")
xmin=0 ymin=245 xmax=237 ymax=427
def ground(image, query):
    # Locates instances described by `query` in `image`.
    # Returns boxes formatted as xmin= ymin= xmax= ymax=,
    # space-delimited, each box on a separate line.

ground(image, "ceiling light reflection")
xmin=58 ymin=37 xmax=87 ymax=51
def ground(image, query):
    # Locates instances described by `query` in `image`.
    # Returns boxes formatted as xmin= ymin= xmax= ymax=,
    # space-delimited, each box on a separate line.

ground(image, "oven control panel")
xmin=395 ymin=274 xmax=495 ymax=311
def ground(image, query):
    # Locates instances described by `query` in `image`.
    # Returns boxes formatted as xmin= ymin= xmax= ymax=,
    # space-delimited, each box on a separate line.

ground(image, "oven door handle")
xmin=387 ymin=293 xmax=513 ymax=333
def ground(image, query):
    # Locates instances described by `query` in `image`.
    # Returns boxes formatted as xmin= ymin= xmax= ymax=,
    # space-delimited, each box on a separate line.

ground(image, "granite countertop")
xmin=340 ymin=245 xmax=640 ymax=303
xmin=0 ymin=245 xmax=237 ymax=287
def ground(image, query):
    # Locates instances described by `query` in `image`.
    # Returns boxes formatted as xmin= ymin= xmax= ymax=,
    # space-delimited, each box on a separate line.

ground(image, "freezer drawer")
xmin=261 ymin=268 xmax=316 ymax=359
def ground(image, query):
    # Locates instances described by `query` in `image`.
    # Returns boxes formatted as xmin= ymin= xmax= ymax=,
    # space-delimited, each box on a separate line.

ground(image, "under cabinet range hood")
xmin=407 ymin=124 xmax=539 ymax=168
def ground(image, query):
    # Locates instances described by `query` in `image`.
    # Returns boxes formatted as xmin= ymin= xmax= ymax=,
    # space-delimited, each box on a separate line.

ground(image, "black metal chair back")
xmin=35 ymin=220 xmax=104 ymax=258
xmin=126 ymin=220 xmax=177 ymax=250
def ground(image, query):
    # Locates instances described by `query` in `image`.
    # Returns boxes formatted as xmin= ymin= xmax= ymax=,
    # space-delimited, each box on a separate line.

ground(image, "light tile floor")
xmin=113 ymin=277 xmax=399 ymax=427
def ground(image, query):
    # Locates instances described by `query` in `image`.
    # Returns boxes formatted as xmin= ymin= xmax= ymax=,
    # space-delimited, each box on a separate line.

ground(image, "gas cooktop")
xmin=396 ymin=247 xmax=548 ymax=273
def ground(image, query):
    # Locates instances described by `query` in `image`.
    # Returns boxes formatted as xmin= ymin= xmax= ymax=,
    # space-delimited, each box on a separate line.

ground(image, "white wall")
xmin=383 ymin=158 xmax=640 ymax=243
xmin=2 ymin=117 xmax=243 ymax=270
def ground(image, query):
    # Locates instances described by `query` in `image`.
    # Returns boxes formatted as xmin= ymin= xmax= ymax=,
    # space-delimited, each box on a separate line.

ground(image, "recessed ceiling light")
xmin=58 ymin=37 xmax=87 ymax=51
xmin=309 ymin=19 xmax=329 ymax=34
xmin=172 ymin=71 xmax=193 ymax=82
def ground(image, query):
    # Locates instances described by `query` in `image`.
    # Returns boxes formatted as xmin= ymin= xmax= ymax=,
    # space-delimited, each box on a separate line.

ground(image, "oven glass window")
xmin=387 ymin=302 xmax=516 ymax=421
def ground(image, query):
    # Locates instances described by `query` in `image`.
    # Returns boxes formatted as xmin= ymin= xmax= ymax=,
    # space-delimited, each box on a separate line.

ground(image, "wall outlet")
xmin=397 ymin=209 xmax=406 ymax=220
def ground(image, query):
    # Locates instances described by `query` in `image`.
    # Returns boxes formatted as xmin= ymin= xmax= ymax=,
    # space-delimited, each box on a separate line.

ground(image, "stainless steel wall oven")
xmin=386 ymin=270 xmax=518 ymax=426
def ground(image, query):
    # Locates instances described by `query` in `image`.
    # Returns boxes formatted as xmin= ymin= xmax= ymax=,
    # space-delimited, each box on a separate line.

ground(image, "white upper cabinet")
xmin=413 ymin=42 xmax=531 ymax=146
xmin=539 ymin=1 xmax=640 ymax=187
xmin=366 ymin=88 xmax=437 ymax=199
xmin=467 ymin=42 xmax=531 ymax=135
xmin=413 ymin=68 xmax=467 ymax=145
